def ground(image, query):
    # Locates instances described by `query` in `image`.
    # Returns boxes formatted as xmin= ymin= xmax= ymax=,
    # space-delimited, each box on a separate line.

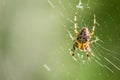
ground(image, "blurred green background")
xmin=0 ymin=0 xmax=120 ymax=80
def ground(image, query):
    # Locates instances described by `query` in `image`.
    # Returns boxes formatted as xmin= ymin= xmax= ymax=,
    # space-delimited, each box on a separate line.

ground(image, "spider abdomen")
xmin=77 ymin=27 xmax=90 ymax=43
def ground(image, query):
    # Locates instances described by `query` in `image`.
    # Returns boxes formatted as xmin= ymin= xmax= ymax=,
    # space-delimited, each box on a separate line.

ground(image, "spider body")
xmin=69 ymin=12 xmax=99 ymax=61
xmin=74 ymin=27 xmax=90 ymax=51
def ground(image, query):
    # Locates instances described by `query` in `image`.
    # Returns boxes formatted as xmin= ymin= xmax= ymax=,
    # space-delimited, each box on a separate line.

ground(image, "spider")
xmin=69 ymin=12 xmax=99 ymax=61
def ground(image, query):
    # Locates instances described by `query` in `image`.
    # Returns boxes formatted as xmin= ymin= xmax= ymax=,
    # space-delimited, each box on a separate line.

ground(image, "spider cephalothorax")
xmin=69 ymin=12 xmax=99 ymax=61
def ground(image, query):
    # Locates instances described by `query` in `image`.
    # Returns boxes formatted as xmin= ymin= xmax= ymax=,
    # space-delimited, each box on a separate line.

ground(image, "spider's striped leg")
xmin=86 ymin=46 xmax=95 ymax=61
xmin=90 ymin=36 xmax=99 ymax=44
xmin=67 ymin=31 xmax=74 ymax=41
xmin=74 ymin=12 xmax=79 ymax=36
xmin=69 ymin=43 xmax=77 ymax=61
xmin=86 ymin=53 xmax=91 ymax=61
xmin=90 ymin=14 xmax=96 ymax=38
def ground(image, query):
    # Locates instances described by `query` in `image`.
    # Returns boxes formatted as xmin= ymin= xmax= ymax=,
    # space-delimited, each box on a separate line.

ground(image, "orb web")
xmin=48 ymin=0 xmax=120 ymax=78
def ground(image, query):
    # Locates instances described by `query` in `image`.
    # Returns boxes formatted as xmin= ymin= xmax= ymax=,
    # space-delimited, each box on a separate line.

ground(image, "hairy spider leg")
xmin=85 ymin=45 xmax=95 ymax=61
xmin=74 ymin=12 xmax=79 ymax=36
xmin=90 ymin=14 xmax=96 ymax=38
xmin=68 ymin=31 xmax=78 ymax=61
xmin=69 ymin=42 xmax=78 ymax=61
xmin=87 ymin=37 xmax=99 ymax=59
xmin=67 ymin=31 xmax=74 ymax=41
xmin=90 ymin=36 xmax=99 ymax=44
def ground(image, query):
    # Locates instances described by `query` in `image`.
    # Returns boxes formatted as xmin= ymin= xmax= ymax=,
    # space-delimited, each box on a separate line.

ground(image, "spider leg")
xmin=90 ymin=14 xmax=96 ymax=38
xmin=74 ymin=12 xmax=79 ymax=36
xmin=90 ymin=36 xmax=99 ymax=44
xmin=86 ymin=53 xmax=91 ymax=61
xmin=67 ymin=31 xmax=74 ymax=41
xmin=85 ymin=46 xmax=95 ymax=61
xmin=69 ymin=43 xmax=78 ymax=61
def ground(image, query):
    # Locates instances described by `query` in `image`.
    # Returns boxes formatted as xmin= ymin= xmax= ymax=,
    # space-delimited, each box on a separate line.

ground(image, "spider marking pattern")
xmin=69 ymin=12 xmax=99 ymax=61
